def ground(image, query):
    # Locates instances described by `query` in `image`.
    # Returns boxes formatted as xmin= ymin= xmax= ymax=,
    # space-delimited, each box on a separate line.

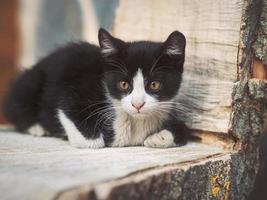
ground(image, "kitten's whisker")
xmin=101 ymin=112 xmax=115 ymax=126
xmin=159 ymin=102 xmax=192 ymax=111
xmin=81 ymin=105 xmax=113 ymax=119
xmin=150 ymin=54 xmax=164 ymax=74
xmin=157 ymin=105 xmax=190 ymax=115
xmin=105 ymin=60 xmax=128 ymax=75
xmin=152 ymin=109 xmax=178 ymax=120
xmin=93 ymin=111 xmax=115 ymax=132
xmin=78 ymin=102 xmax=110 ymax=114
xmin=156 ymin=107 xmax=184 ymax=119
xmin=104 ymin=70 xmax=126 ymax=76
xmin=159 ymin=106 xmax=190 ymax=114
xmin=82 ymin=109 xmax=115 ymax=133
xmin=80 ymin=105 xmax=117 ymax=125
xmin=105 ymin=62 xmax=127 ymax=73
xmin=159 ymin=103 xmax=190 ymax=109
xmin=152 ymin=65 xmax=174 ymax=74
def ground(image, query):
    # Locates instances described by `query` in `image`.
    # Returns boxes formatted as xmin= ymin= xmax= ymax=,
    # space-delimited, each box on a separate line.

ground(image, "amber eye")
xmin=118 ymin=81 xmax=130 ymax=91
xmin=150 ymin=81 xmax=161 ymax=91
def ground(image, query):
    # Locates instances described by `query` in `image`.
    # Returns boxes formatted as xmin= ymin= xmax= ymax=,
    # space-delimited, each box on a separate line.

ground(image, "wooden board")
xmin=112 ymin=0 xmax=243 ymax=133
xmin=0 ymin=131 xmax=229 ymax=200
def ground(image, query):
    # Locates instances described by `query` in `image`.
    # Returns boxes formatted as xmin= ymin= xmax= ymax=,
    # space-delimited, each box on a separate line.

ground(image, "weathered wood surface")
xmin=228 ymin=0 xmax=266 ymax=198
xmin=59 ymin=154 xmax=233 ymax=200
xmin=0 ymin=131 xmax=229 ymax=200
xmin=113 ymin=0 xmax=243 ymax=133
xmin=253 ymin=0 xmax=267 ymax=66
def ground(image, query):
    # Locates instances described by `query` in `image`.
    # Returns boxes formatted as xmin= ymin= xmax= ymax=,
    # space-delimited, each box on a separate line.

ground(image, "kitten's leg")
xmin=144 ymin=129 xmax=176 ymax=148
xmin=57 ymin=109 xmax=105 ymax=148
xmin=144 ymin=121 xmax=189 ymax=148
xmin=27 ymin=124 xmax=48 ymax=137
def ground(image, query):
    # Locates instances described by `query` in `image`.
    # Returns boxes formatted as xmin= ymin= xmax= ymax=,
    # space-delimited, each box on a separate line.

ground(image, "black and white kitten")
xmin=3 ymin=28 xmax=191 ymax=148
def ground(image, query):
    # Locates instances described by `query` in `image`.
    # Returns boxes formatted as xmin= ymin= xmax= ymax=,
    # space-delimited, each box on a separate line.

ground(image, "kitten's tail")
xmin=2 ymin=67 xmax=44 ymax=132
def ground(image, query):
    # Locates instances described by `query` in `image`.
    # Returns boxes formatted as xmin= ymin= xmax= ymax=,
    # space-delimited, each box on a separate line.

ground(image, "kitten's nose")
xmin=132 ymin=102 xmax=145 ymax=111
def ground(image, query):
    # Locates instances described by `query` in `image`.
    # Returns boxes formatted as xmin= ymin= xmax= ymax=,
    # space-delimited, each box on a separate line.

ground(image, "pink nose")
xmin=132 ymin=102 xmax=145 ymax=111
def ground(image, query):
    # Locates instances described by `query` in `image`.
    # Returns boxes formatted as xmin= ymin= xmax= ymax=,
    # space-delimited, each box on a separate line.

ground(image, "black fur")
xmin=3 ymin=28 xmax=191 ymax=147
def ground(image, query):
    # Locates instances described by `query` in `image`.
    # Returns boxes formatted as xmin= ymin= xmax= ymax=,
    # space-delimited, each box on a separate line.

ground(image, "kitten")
xmin=3 ymin=28 xmax=191 ymax=148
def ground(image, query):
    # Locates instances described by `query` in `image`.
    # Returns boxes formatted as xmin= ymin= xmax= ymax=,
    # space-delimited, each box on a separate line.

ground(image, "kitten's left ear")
xmin=162 ymin=31 xmax=186 ymax=56
xmin=98 ymin=28 xmax=126 ymax=57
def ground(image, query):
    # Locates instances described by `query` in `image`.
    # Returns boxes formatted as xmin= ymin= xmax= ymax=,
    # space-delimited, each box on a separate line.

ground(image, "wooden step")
xmin=0 ymin=131 xmax=232 ymax=200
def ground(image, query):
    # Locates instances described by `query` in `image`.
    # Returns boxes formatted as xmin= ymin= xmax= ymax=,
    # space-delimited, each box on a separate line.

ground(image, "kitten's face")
xmin=98 ymin=29 xmax=186 ymax=117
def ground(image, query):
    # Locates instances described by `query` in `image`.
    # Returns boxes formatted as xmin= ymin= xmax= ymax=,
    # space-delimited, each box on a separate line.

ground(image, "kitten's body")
xmin=3 ymin=29 xmax=191 ymax=148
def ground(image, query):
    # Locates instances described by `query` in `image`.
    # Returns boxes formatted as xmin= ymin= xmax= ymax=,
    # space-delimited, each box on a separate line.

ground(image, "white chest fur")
xmin=111 ymin=110 xmax=167 ymax=147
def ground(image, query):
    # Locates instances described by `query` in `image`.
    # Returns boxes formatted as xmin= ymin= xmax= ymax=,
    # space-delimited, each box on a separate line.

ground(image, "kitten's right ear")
xmin=162 ymin=31 xmax=186 ymax=56
xmin=98 ymin=28 xmax=126 ymax=57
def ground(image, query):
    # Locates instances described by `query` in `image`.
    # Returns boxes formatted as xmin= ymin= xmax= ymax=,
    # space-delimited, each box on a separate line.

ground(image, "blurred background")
xmin=0 ymin=0 xmax=118 ymax=123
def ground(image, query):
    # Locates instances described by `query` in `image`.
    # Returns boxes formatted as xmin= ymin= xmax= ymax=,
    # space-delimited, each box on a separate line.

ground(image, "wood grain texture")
xmin=58 ymin=154 xmax=232 ymax=200
xmin=0 ymin=131 xmax=228 ymax=200
xmin=113 ymin=0 xmax=243 ymax=133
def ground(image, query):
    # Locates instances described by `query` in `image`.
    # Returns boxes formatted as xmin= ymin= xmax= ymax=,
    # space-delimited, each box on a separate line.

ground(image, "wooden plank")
xmin=113 ymin=0 xmax=243 ymax=133
xmin=58 ymin=154 xmax=232 ymax=200
xmin=0 ymin=131 xmax=229 ymax=200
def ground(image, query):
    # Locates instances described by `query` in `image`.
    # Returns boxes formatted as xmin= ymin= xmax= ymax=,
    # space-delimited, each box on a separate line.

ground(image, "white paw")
xmin=27 ymin=124 xmax=47 ymax=137
xmin=58 ymin=109 xmax=105 ymax=149
xmin=144 ymin=130 xmax=176 ymax=148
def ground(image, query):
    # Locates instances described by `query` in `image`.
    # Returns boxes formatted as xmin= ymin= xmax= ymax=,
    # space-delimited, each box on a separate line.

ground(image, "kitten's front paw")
xmin=144 ymin=129 xmax=176 ymax=148
xmin=27 ymin=124 xmax=47 ymax=137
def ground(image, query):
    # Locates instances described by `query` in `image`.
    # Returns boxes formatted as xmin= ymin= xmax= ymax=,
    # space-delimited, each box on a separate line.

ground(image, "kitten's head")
xmin=98 ymin=28 xmax=186 ymax=117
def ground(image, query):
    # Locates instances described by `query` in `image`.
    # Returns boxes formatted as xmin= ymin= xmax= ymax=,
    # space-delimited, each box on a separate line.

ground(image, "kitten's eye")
xmin=150 ymin=81 xmax=161 ymax=91
xmin=118 ymin=81 xmax=130 ymax=91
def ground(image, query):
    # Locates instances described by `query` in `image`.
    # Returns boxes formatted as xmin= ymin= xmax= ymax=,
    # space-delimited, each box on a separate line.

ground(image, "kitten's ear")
xmin=162 ymin=31 xmax=186 ymax=56
xmin=98 ymin=28 xmax=126 ymax=57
